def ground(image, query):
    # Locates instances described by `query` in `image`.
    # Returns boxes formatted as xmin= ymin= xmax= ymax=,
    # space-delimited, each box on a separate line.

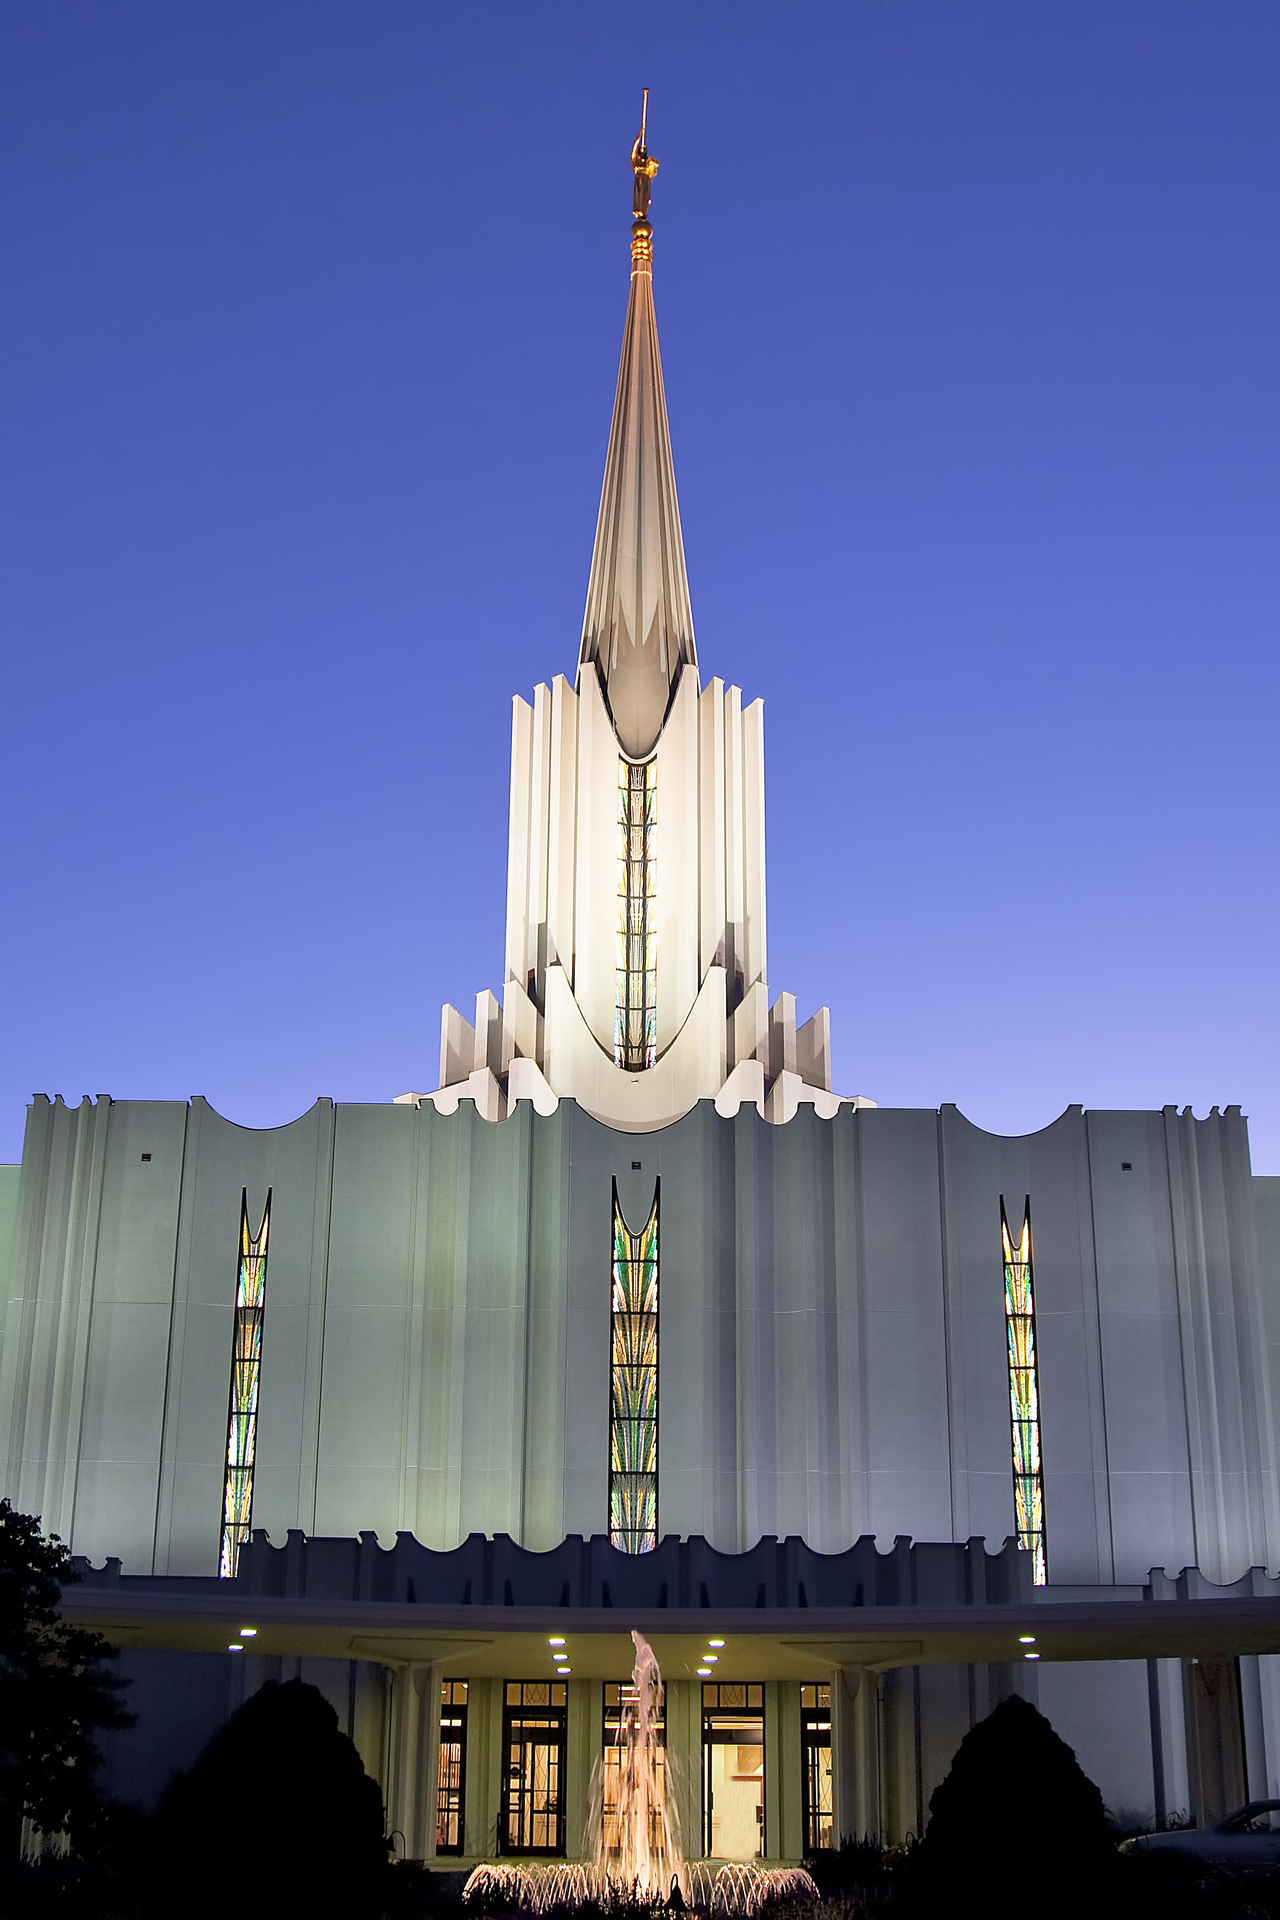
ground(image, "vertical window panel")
xmin=615 ymin=757 xmax=657 ymax=1071
xmin=702 ymin=1684 xmax=765 ymax=1859
xmin=437 ymin=1680 xmax=468 ymax=1854
xmin=610 ymin=1182 xmax=658 ymax=1554
xmin=800 ymin=1683 xmax=833 ymax=1853
xmin=219 ymin=1189 xmax=270 ymax=1579
xmin=500 ymin=1682 xmax=567 ymax=1855
xmin=1002 ymin=1196 xmax=1047 ymax=1586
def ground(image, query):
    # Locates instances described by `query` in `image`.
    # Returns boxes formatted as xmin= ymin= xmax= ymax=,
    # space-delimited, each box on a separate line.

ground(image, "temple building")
xmin=3 ymin=112 xmax=1280 ymax=1861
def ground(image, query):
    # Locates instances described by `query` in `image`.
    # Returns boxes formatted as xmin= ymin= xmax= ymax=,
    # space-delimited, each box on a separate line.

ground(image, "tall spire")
xmin=577 ymin=95 xmax=697 ymax=761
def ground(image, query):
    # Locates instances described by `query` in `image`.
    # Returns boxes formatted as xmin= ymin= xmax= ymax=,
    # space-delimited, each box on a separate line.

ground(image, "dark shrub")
xmin=802 ymin=1836 xmax=902 ymax=1902
xmin=914 ymin=1694 xmax=1112 ymax=1917
xmin=152 ymin=1677 xmax=389 ymax=1918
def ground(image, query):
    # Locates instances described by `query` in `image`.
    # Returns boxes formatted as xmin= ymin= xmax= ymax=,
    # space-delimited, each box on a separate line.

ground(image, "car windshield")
xmin=1221 ymin=1805 xmax=1280 ymax=1833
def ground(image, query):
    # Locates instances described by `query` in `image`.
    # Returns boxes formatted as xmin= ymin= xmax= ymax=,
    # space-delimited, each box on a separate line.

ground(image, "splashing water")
xmin=461 ymin=1633 xmax=821 ymax=1915
xmin=701 ymin=1862 xmax=821 ymax=1914
xmin=595 ymin=1629 xmax=682 ymax=1896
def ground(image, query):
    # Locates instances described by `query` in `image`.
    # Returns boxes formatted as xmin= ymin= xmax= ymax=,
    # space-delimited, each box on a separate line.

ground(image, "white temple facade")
xmin=3 ymin=109 xmax=1280 ymax=1859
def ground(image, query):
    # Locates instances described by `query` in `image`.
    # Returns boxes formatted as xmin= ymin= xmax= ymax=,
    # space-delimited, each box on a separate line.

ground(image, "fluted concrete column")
xmin=1255 ymin=1655 xmax=1280 ymax=1800
xmin=387 ymin=1662 xmax=441 ymax=1861
xmin=834 ymin=1668 xmax=880 ymax=1844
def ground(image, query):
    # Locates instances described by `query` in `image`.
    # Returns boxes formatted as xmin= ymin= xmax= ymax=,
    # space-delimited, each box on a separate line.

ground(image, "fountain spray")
xmin=597 ymin=1629 xmax=682 ymax=1896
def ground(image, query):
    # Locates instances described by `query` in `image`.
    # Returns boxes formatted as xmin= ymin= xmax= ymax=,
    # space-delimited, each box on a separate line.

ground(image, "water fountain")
xmin=595 ymin=1630 xmax=682 ymax=1897
xmin=462 ymin=1630 xmax=820 ymax=1914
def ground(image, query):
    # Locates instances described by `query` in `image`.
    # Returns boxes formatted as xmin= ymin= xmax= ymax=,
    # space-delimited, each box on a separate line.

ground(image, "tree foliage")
xmin=0 ymin=1499 xmax=131 ymax=1856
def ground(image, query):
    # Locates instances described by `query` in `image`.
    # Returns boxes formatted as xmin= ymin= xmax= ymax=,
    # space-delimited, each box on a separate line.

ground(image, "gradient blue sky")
xmin=3 ymin=3 xmax=1278 ymax=1168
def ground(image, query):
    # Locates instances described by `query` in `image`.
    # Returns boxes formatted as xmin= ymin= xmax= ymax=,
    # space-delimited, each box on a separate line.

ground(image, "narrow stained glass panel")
xmin=219 ymin=1189 xmax=270 ymax=1579
xmin=1001 ymin=1196 xmax=1046 ymax=1586
xmin=610 ymin=1185 xmax=658 ymax=1553
xmin=615 ymin=757 xmax=657 ymax=1071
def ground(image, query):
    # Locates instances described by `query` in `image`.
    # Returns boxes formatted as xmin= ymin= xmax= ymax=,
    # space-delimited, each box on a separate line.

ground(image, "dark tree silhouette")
xmin=916 ymin=1694 xmax=1113 ymax=1917
xmin=0 ymin=1499 xmax=131 ymax=1857
xmin=153 ymin=1676 xmax=391 ymax=1918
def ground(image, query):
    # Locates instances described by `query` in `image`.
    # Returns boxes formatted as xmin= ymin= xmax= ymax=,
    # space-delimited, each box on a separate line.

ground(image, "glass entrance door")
xmin=437 ymin=1680 xmax=468 ymax=1854
xmin=501 ymin=1681 xmax=568 ymax=1855
xmin=800 ymin=1684 xmax=833 ymax=1853
xmin=702 ymin=1683 xmax=765 ymax=1858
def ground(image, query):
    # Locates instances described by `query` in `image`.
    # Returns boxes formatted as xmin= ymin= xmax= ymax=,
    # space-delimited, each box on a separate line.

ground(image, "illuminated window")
xmin=610 ymin=1183 xmax=658 ymax=1554
xmin=1002 ymin=1196 xmax=1047 ymax=1586
xmin=702 ymin=1683 xmax=765 ymax=1859
xmin=500 ymin=1681 xmax=567 ymax=1856
xmin=219 ymin=1189 xmax=270 ymax=1579
xmin=437 ymin=1680 xmax=468 ymax=1854
xmin=800 ymin=1683 xmax=833 ymax=1852
xmin=615 ymin=757 xmax=657 ymax=1070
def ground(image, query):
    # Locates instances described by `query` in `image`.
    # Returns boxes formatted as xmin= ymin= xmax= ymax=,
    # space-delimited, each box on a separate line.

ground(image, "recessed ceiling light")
xmin=705 ymin=1654 xmax=718 ymax=1662
xmin=228 ymin=1643 xmax=243 ymax=1653
xmin=239 ymin=1628 xmax=258 ymax=1638
xmin=1018 ymin=1636 xmax=1036 ymax=1644
xmin=697 ymin=1666 xmax=711 ymax=1676
xmin=708 ymin=1638 xmax=725 ymax=1647
xmin=549 ymin=1637 xmax=566 ymax=1646
xmin=1024 ymin=1652 xmax=1040 ymax=1661
xmin=559 ymin=1668 xmax=571 ymax=1675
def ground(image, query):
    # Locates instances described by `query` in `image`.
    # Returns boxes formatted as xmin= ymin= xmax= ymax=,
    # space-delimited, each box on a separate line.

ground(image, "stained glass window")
xmin=615 ymin=757 xmax=657 ymax=1071
xmin=219 ymin=1189 xmax=270 ymax=1579
xmin=1002 ymin=1196 xmax=1046 ymax=1586
xmin=610 ymin=1183 xmax=658 ymax=1553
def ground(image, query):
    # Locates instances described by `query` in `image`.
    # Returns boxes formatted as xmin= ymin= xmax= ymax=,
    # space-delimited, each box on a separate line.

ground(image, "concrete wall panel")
xmin=3 ymin=1092 xmax=1276 ymax=1595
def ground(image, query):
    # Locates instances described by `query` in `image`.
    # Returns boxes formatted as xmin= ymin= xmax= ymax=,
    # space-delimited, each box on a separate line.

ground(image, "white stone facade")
xmin=433 ymin=668 xmax=865 ymax=1132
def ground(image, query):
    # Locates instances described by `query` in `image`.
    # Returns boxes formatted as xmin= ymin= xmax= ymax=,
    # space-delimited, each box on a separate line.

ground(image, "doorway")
xmin=800 ymin=1684 xmax=833 ymax=1853
xmin=501 ymin=1681 xmax=568 ymax=1855
xmin=437 ymin=1679 xmax=468 ymax=1854
xmin=702 ymin=1683 xmax=765 ymax=1858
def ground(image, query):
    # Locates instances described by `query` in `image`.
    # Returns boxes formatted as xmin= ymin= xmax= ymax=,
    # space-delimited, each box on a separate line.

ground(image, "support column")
xmin=772 ymin=1678 xmax=803 ymax=1861
xmin=1240 ymin=1656 xmax=1269 ymax=1802
xmin=834 ymin=1668 xmax=881 ymax=1845
xmin=1184 ymin=1657 xmax=1246 ymax=1827
xmin=1148 ymin=1657 xmax=1192 ymax=1829
xmin=387 ymin=1662 xmax=441 ymax=1862
xmin=1257 ymin=1656 xmax=1280 ymax=1801
xmin=423 ymin=1667 xmax=443 ymax=1859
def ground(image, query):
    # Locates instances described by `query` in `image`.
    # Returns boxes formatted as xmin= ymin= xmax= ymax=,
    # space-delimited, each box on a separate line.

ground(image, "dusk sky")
xmin=3 ymin=3 xmax=1278 ymax=1168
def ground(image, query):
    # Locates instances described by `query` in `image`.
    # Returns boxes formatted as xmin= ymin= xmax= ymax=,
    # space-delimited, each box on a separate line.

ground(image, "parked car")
xmin=1122 ymin=1802 xmax=1280 ymax=1870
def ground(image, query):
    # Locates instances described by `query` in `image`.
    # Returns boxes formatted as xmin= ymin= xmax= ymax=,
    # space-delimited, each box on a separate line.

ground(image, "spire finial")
xmin=630 ymin=89 xmax=658 ymax=230
xmin=579 ymin=88 xmax=696 ymax=756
